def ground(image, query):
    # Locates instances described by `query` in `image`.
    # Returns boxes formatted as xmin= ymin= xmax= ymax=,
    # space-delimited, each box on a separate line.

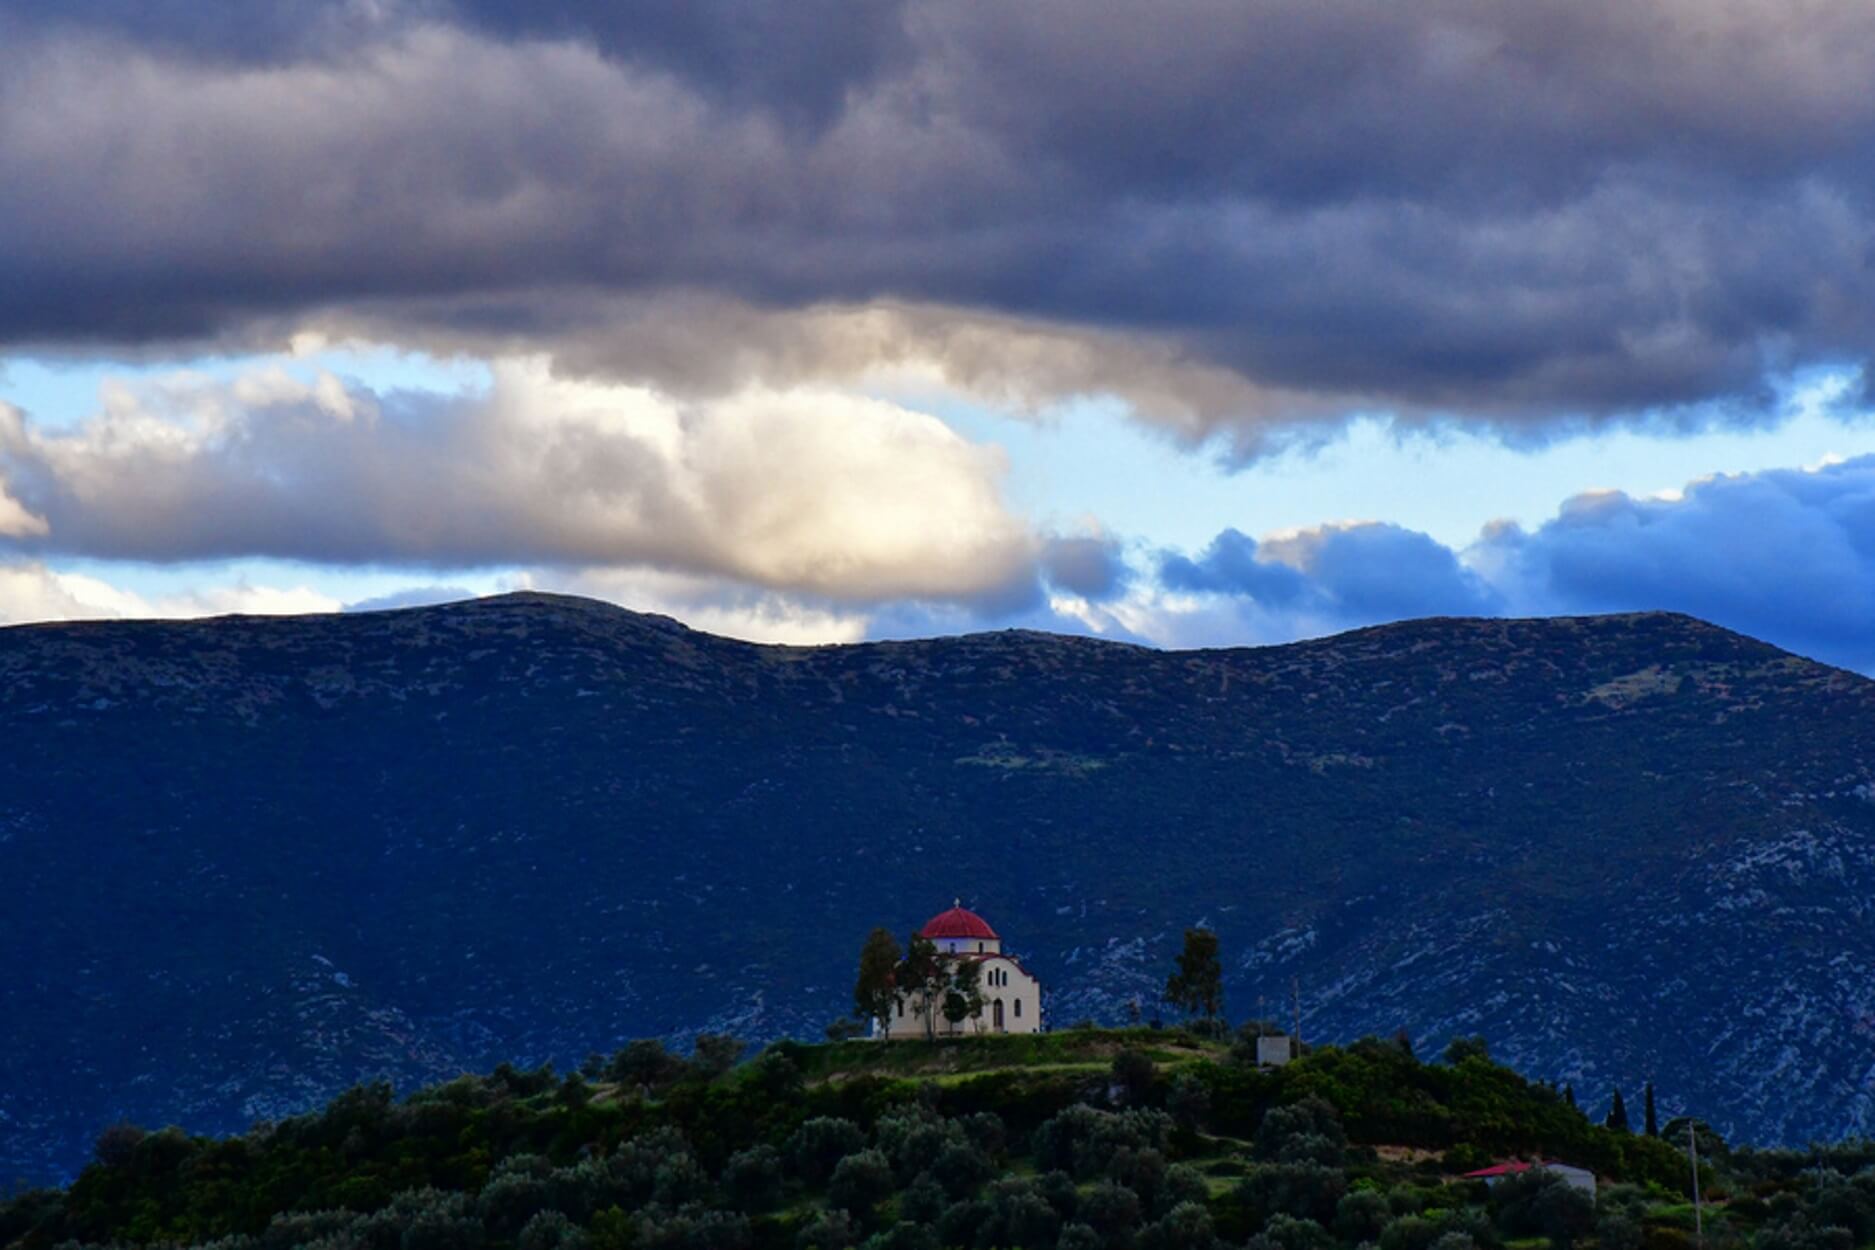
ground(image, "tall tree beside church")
xmin=899 ymin=933 xmax=945 ymax=1040
xmin=854 ymin=928 xmax=902 ymax=1038
xmin=943 ymin=958 xmax=985 ymax=1034
xmin=1606 ymin=1087 xmax=1631 ymax=1133
xmin=1164 ymin=927 xmax=1224 ymax=1020
xmin=1643 ymin=1082 xmax=1658 ymax=1136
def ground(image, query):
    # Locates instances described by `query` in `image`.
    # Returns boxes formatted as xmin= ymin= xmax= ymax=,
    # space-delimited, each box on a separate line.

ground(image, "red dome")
xmin=920 ymin=904 xmax=999 ymax=940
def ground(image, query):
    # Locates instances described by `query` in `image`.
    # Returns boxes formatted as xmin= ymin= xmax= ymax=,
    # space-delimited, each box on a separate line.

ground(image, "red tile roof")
xmin=1463 ymin=1161 xmax=1578 ymax=1179
xmin=920 ymin=904 xmax=999 ymax=940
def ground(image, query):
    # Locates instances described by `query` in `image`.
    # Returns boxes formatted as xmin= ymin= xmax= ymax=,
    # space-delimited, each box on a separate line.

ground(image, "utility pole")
xmin=1687 ymin=1120 xmax=1703 ymax=1248
xmin=1291 ymin=975 xmax=1302 ymax=1049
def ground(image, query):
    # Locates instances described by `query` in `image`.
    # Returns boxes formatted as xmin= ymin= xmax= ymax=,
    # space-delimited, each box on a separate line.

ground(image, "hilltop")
xmin=4 ymin=595 xmax=1875 ymax=1183
xmin=1 ymin=1031 xmax=1734 ymax=1250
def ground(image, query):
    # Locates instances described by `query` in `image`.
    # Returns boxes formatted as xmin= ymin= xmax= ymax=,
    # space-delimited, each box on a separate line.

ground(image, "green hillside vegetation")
xmin=8 ymin=1027 xmax=1863 ymax=1250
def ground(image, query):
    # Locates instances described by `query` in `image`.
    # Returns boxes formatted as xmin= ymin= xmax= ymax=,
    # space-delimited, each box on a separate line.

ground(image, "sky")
xmin=6 ymin=1 xmax=1875 ymax=668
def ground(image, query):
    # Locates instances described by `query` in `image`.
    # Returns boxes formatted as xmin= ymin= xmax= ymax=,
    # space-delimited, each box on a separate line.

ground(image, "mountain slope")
xmin=3 ymin=594 xmax=1873 ymax=1182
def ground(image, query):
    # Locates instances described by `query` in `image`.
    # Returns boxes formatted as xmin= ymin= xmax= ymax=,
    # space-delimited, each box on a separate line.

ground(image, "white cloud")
xmin=0 ymin=560 xmax=340 ymax=626
xmin=0 ymin=358 xmax=1042 ymax=605
xmin=518 ymin=567 xmax=871 ymax=646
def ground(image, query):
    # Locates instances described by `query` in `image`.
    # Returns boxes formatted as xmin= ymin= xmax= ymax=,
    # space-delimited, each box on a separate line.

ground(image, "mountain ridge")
xmin=3 ymin=596 xmax=1873 ymax=1184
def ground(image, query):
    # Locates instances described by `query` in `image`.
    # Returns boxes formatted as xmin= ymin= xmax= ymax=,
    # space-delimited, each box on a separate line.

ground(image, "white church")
xmin=876 ymin=903 xmax=1044 ymax=1039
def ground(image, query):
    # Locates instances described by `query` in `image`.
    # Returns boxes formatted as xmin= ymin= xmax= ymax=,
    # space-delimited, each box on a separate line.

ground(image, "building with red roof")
xmin=1462 ymin=1160 xmax=1597 ymax=1197
xmin=875 ymin=901 xmax=1044 ymax=1040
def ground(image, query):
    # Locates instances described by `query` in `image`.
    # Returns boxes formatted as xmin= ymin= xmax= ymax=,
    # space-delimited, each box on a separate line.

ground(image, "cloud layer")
xmin=9 ymin=405 xmax=1875 ymax=673
xmin=6 ymin=1 xmax=1875 ymax=438
xmin=1143 ymin=455 xmax=1875 ymax=672
xmin=0 ymin=362 xmax=1040 ymax=605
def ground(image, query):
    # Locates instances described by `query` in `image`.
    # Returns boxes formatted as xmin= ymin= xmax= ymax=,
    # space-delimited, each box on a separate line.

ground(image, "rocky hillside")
xmin=3 ymin=594 xmax=1873 ymax=1183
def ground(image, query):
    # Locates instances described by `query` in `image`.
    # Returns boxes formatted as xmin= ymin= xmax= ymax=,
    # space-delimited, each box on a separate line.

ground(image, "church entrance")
xmin=992 ymin=998 xmax=1005 ymax=1031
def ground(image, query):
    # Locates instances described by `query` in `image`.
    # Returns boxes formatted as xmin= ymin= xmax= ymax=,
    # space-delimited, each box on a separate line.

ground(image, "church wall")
xmin=874 ymin=955 xmax=1042 ymax=1039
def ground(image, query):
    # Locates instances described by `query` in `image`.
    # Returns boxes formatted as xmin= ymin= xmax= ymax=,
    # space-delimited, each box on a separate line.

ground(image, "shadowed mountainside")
xmin=3 ymin=593 xmax=1874 ymax=1183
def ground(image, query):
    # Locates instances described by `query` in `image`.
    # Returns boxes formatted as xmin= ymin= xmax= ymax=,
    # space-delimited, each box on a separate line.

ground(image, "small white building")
xmin=1256 ymin=1034 xmax=1294 ymax=1067
xmin=1464 ymin=1161 xmax=1597 ymax=1199
xmin=875 ymin=904 xmax=1044 ymax=1039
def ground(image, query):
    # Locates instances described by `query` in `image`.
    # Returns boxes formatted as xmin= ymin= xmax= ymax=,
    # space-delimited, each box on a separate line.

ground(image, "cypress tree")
xmin=1164 ymin=927 xmax=1224 ymax=1020
xmin=1644 ymin=1082 xmax=1658 ymax=1137
xmin=1606 ymin=1087 xmax=1631 ymax=1133
xmin=1564 ymin=1083 xmax=1577 ymax=1110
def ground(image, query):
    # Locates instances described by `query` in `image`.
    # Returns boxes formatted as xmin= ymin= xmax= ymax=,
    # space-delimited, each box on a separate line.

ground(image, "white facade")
xmin=1256 ymin=1034 xmax=1294 ymax=1067
xmin=873 ymin=905 xmax=1044 ymax=1040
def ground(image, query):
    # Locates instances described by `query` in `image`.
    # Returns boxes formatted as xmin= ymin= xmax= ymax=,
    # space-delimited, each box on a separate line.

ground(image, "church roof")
xmin=920 ymin=903 xmax=999 ymax=940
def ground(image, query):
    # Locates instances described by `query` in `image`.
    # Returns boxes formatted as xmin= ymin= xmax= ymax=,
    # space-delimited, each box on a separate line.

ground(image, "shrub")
xmin=1034 ymin=1105 xmax=1174 ymax=1179
xmin=935 ymin=1198 xmax=992 ymax=1249
xmin=639 ymin=1208 xmax=752 ymax=1250
xmin=478 ymin=1168 xmax=555 ymax=1236
xmin=786 ymin=1117 xmax=867 ymax=1186
xmin=1113 ymin=1051 xmax=1156 ymax=1104
xmin=517 ymin=1211 xmax=586 ymax=1250
xmin=959 ymin=1111 xmax=1008 ymax=1159
xmin=1529 ymin=1182 xmax=1595 ymax=1249
xmin=824 ymin=1017 xmax=866 ymax=1042
xmin=929 ymin=1140 xmax=994 ymax=1198
xmin=1597 ymin=1213 xmax=1642 ymax=1250
xmin=1239 ymin=1162 xmax=1347 ymax=1224
xmin=688 ymin=1034 xmax=745 ymax=1082
xmin=1167 ymin=1074 xmax=1211 ymax=1134
xmin=978 ymin=1179 xmax=1063 ymax=1250
xmin=651 ymin=1154 xmax=710 ymax=1208
xmin=1253 ymin=1098 xmax=1347 ymax=1166
xmin=1756 ymin=1220 xmax=1855 ymax=1250
xmin=1078 ymin=1181 xmax=1143 ymax=1245
xmin=1057 ymin=1222 xmax=1103 ymax=1250
xmin=609 ymin=1130 xmax=694 ymax=1206
xmin=1141 ymin=1200 xmax=1221 ymax=1250
xmin=1107 ymin=1146 xmax=1169 ymax=1210
xmin=93 ymin=1122 xmax=147 ymax=1169
xmin=264 ymin=1210 xmax=366 ymax=1250
xmin=1157 ymin=1165 xmax=1210 ymax=1218
xmin=400 ymin=1201 xmax=484 ymax=1250
xmin=898 ymin=1173 xmax=949 ymax=1225
xmin=1336 ymin=1189 xmax=1393 ymax=1243
xmin=606 ymin=1040 xmax=683 ymax=1091
xmin=722 ymin=1145 xmax=784 ymax=1213
xmin=1443 ymin=1037 xmax=1490 ymax=1065
xmin=828 ymin=1150 xmax=895 ymax=1216
xmin=860 ymin=1223 xmax=938 ymax=1250
xmin=1443 ymin=1144 xmax=1492 ymax=1174
xmin=795 ymin=1208 xmax=858 ymax=1250
xmin=1260 ymin=1214 xmax=1334 ymax=1250
xmin=1036 ymin=1169 xmax=1080 ymax=1220
xmin=750 ymin=1049 xmax=804 ymax=1099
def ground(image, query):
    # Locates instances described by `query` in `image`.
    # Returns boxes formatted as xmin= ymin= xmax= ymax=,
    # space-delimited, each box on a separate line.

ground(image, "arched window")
xmin=1015 ymin=1000 xmax=1023 ymax=1018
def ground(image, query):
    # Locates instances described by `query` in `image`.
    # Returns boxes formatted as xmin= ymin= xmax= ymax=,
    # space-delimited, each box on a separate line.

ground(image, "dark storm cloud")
xmin=0 ymin=0 xmax=909 ymax=118
xmin=5 ymin=1 xmax=1875 ymax=433
xmin=448 ymin=0 xmax=913 ymax=127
